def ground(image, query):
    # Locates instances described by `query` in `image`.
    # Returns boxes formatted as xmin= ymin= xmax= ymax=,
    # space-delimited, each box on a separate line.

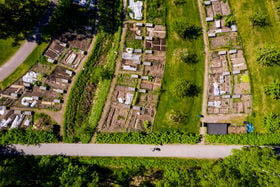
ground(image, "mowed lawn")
xmin=154 ymin=0 xmax=204 ymax=133
xmin=0 ymin=38 xmax=22 ymax=66
xmin=229 ymin=0 xmax=280 ymax=132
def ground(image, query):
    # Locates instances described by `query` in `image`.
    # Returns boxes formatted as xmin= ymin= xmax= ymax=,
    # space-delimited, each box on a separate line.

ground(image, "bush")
xmin=249 ymin=12 xmax=269 ymax=27
xmin=206 ymin=133 xmax=280 ymax=145
xmin=257 ymin=46 xmax=280 ymax=66
xmin=181 ymin=52 xmax=198 ymax=64
xmin=264 ymin=113 xmax=280 ymax=133
xmin=169 ymin=110 xmax=187 ymax=123
xmin=265 ymin=79 xmax=280 ymax=99
xmin=224 ymin=14 xmax=235 ymax=26
xmin=214 ymin=14 xmax=223 ymax=20
xmin=95 ymin=131 xmax=200 ymax=144
xmin=172 ymin=18 xmax=201 ymax=39
xmin=172 ymin=79 xmax=199 ymax=98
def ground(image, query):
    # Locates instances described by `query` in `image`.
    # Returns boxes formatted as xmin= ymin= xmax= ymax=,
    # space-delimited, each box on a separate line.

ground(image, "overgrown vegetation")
xmin=265 ymin=79 xmax=280 ymax=99
xmin=249 ymin=11 xmax=269 ymax=26
xmin=95 ymin=131 xmax=200 ymax=144
xmin=63 ymin=0 xmax=122 ymax=143
xmin=257 ymin=45 xmax=280 ymax=66
xmin=146 ymin=0 xmax=166 ymax=25
xmin=229 ymin=0 xmax=280 ymax=132
xmin=0 ymin=147 xmax=279 ymax=186
xmin=264 ymin=112 xmax=280 ymax=133
xmin=154 ymin=0 xmax=204 ymax=133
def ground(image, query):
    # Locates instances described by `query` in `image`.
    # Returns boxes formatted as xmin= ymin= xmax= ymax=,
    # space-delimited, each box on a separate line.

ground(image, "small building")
xmin=208 ymin=33 xmax=216 ymax=38
xmin=11 ymin=93 xmax=19 ymax=99
xmin=233 ymin=70 xmax=241 ymax=75
xmin=39 ymin=86 xmax=47 ymax=91
xmin=136 ymin=22 xmax=144 ymax=27
xmin=231 ymin=25 xmax=238 ymax=32
xmin=206 ymin=17 xmax=214 ymax=22
xmin=143 ymin=61 xmax=152 ymax=66
xmin=141 ymin=76 xmax=149 ymax=80
xmin=65 ymin=70 xmax=74 ymax=77
xmin=53 ymin=99 xmax=62 ymax=103
xmin=23 ymin=83 xmax=31 ymax=88
xmin=146 ymin=36 xmax=153 ymax=41
xmin=215 ymin=20 xmax=221 ymax=28
xmin=222 ymin=95 xmax=231 ymax=99
xmin=131 ymin=74 xmax=140 ymax=78
xmin=204 ymin=1 xmax=211 ymax=5
xmin=133 ymin=60 xmax=141 ymax=65
xmin=128 ymin=87 xmax=136 ymax=91
xmin=138 ymin=89 xmax=147 ymax=93
xmin=232 ymin=95 xmax=241 ymax=99
xmin=134 ymin=49 xmax=142 ymax=53
xmin=0 ymin=106 xmax=6 ymax=115
xmin=32 ymin=96 xmax=40 ymax=100
xmin=132 ymin=106 xmax=142 ymax=110
xmin=229 ymin=49 xmax=237 ymax=54
xmin=14 ymin=110 xmax=22 ymax=115
xmin=222 ymin=72 xmax=230 ymax=76
xmin=24 ymin=111 xmax=32 ymax=115
xmin=145 ymin=50 xmax=153 ymax=54
xmin=61 ymin=79 xmax=70 ymax=83
xmin=218 ymin=51 xmax=227 ymax=55
xmin=206 ymin=123 xmax=229 ymax=135
xmin=135 ymin=36 xmax=143 ymax=40
xmin=54 ymin=89 xmax=64 ymax=94
xmin=123 ymin=65 xmax=137 ymax=71
xmin=215 ymin=29 xmax=222 ymax=33
xmin=146 ymin=23 xmax=154 ymax=27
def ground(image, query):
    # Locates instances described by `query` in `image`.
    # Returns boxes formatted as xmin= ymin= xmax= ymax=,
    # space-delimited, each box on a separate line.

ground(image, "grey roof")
xmin=207 ymin=123 xmax=229 ymax=135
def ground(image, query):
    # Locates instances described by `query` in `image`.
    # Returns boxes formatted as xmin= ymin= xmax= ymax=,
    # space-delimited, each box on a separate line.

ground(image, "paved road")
xmin=0 ymin=1 xmax=57 ymax=82
xmin=1 ymin=144 xmax=243 ymax=158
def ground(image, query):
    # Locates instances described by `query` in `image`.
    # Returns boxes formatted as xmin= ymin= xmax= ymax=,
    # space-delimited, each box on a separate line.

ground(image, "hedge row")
xmin=206 ymin=133 xmax=280 ymax=145
xmin=0 ymin=128 xmax=59 ymax=145
xmin=95 ymin=131 xmax=200 ymax=144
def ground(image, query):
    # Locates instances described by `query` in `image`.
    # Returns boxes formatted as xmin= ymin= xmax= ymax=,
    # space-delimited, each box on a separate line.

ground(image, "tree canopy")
xmin=172 ymin=18 xmax=201 ymax=39
xmin=264 ymin=112 xmax=280 ymax=133
xmin=172 ymin=79 xmax=199 ymax=98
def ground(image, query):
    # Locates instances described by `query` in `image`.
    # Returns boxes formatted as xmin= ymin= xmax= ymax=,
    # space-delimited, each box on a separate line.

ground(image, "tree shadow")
xmin=0 ymin=145 xmax=25 ymax=156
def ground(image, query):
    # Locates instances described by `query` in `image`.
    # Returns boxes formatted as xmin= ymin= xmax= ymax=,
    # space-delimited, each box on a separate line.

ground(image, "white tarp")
xmin=213 ymin=82 xmax=220 ymax=96
xmin=22 ymin=71 xmax=38 ymax=83
xmin=128 ymin=0 xmax=143 ymax=20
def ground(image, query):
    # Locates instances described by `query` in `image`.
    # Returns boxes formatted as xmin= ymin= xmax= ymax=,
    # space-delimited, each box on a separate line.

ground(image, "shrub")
xmin=214 ymin=14 xmax=223 ymax=20
xmin=264 ymin=113 xmax=280 ymax=133
xmin=181 ymin=52 xmax=198 ymax=64
xmin=172 ymin=79 xmax=199 ymax=98
xmin=172 ymin=18 xmax=201 ymax=39
xmin=256 ymin=46 xmax=280 ymax=66
xmin=249 ymin=12 xmax=269 ymax=27
xmin=265 ymin=79 xmax=280 ymax=100
xmin=96 ymin=131 xmax=200 ymax=144
xmin=206 ymin=133 xmax=280 ymax=145
xmin=169 ymin=110 xmax=187 ymax=123
xmin=224 ymin=14 xmax=235 ymax=26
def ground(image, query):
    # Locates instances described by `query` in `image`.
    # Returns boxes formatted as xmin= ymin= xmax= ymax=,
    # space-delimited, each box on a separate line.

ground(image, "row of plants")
xmin=0 ymin=128 xmax=59 ymax=145
xmin=95 ymin=131 xmax=200 ymax=144
xmin=206 ymin=133 xmax=280 ymax=145
xmin=63 ymin=0 xmax=122 ymax=143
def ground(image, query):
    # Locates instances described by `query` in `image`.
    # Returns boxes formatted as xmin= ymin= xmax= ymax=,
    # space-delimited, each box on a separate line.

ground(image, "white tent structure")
xmin=128 ymin=0 xmax=143 ymax=20
xmin=22 ymin=71 xmax=38 ymax=84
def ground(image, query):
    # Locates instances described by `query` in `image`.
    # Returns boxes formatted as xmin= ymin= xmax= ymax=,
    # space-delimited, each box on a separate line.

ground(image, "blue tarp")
xmin=247 ymin=124 xmax=254 ymax=133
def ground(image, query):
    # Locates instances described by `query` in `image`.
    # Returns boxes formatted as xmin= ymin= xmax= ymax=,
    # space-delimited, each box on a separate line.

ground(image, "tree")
xmin=172 ymin=79 xmax=199 ymax=98
xmin=264 ymin=113 xmax=280 ymax=133
xmin=172 ymin=18 xmax=201 ymax=39
xmin=181 ymin=52 xmax=198 ymax=64
xmin=265 ymin=79 xmax=280 ymax=99
xmin=256 ymin=46 xmax=280 ymax=66
xmin=250 ymin=12 xmax=269 ymax=27
xmin=169 ymin=110 xmax=187 ymax=123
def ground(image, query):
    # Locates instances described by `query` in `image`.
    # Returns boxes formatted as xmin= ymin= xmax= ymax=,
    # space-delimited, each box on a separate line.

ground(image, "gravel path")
xmin=1 ymin=144 xmax=243 ymax=158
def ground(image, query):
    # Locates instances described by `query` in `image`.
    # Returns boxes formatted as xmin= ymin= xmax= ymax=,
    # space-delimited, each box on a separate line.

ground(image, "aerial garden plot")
xmin=98 ymin=0 xmax=167 ymax=133
xmin=202 ymin=0 xmax=252 ymax=126
xmin=0 ymin=0 xmax=96 ymax=142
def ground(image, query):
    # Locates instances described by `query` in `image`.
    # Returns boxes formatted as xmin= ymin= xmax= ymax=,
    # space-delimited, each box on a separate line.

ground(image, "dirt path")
xmin=197 ymin=0 xmax=210 ymax=118
xmin=0 ymin=1 xmax=57 ymax=82
xmin=2 ymin=144 xmax=243 ymax=159
xmin=95 ymin=0 xmax=128 ymax=133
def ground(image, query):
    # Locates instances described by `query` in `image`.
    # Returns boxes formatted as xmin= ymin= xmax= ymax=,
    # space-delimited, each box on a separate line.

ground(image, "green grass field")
xmin=154 ymin=0 xmax=204 ymax=133
xmin=229 ymin=0 xmax=280 ymax=132
xmin=0 ymin=38 xmax=22 ymax=66
xmin=0 ymin=43 xmax=47 ymax=90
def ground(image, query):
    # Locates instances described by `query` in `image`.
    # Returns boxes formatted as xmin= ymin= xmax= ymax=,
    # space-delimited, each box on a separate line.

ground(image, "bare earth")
xmin=4 ymin=144 xmax=243 ymax=159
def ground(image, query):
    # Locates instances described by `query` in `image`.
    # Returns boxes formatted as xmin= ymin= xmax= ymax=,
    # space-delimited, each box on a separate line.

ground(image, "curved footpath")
xmin=0 ymin=1 xmax=57 ymax=82
xmin=1 ymin=144 xmax=242 ymax=158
